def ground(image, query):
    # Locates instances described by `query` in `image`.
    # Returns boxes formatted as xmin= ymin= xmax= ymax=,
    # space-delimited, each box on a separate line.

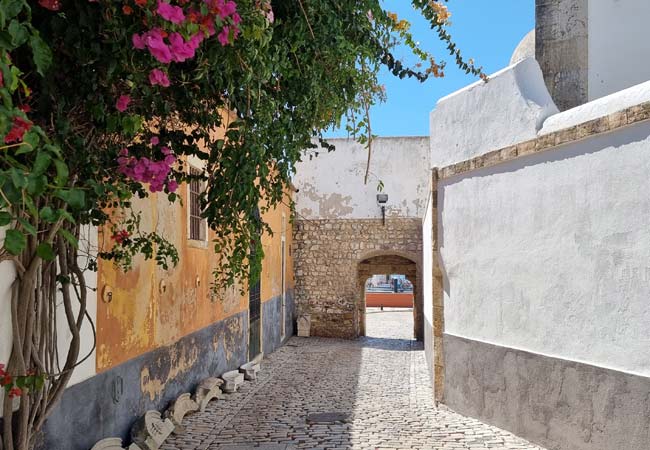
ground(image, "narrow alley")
xmin=161 ymin=309 xmax=545 ymax=450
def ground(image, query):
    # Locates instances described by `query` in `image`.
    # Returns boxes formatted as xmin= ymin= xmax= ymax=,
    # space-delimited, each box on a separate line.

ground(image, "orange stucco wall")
xmin=366 ymin=292 xmax=414 ymax=308
xmin=96 ymin=186 xmax=294 ymax=372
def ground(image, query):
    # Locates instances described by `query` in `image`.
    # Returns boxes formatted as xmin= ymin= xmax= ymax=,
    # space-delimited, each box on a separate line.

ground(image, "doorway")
xmin=357 ymin=254 xmax=422 ymax=340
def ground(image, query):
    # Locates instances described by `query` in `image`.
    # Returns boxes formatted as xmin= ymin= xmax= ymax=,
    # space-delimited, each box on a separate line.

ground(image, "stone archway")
xmin=357 ymin=253 xmax=423 ymax=341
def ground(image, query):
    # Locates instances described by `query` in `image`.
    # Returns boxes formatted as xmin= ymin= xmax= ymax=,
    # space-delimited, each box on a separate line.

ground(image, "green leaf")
xmin=57 ymin=209 xmax=75 ymax=224
xmin=19 ymin=130 xmax=39 ymax=153
xmin=7 ymin=20 xmax=27 ymax=47
xmin=3 ymin=0 xmax=24 ymax=21
xmin=36 ymin=242 xmax=55 ymax=261
xmin=26 ymin=174 xmax=47 ymax=196
xmin=32 ymin=151 xmax=51 ymax=175
xmin=34 ymin=375 xmax=45 ymax=390
xmin=53 ymin=160 xmax=69 ymax=186
xmin=18 ymin=217 xmax=36 ymax=236
xmin=121 ymin=114 xmax=144 ymax=136
xmin=40 ymin=206 xmax=57 ymax=223
xmin=56 ymin=189 xmax=85 ymax=210
xmin=9 ymin=167 xmax=26 ymax=189
xmin=58 ymin=228 xmax=78 ymax=249
xmin=4 ymin=228 xmax=26 ymax=255
xmin=29 ymin=34 xmax=52 ymax=76
xmin=0 ymin=211 xmax=10 ymax=226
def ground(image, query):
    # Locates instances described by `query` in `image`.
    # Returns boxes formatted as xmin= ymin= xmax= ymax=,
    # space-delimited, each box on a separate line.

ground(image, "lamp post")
xmin=376 ymin=193 xmax=388 ymax=226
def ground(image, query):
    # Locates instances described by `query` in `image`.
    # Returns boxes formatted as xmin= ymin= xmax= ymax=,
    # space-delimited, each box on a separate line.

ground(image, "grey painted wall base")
xmin=263 ymin=291 xmax=295 ymax=355
xmin=40 ymin=311 xmax=248 ymax=450
xmin=444 ymin=334 xmax=650 ymax=450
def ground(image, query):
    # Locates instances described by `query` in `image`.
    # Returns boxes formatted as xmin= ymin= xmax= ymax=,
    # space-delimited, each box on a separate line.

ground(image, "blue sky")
xmin=326 ymin=1 xmax=534 ymax=137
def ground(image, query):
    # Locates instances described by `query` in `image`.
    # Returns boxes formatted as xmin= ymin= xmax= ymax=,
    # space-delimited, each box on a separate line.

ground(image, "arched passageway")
xmin=357 ymin=254 xmax=423 ymax=340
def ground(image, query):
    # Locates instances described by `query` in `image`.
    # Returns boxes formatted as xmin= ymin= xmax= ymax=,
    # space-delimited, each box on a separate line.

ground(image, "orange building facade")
xmin=41 ymin=172 xmax=295 ymax=449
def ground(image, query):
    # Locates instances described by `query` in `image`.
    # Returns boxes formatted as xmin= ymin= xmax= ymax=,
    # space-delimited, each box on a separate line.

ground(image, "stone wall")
xmin=293 ymin=218 xmax=422 ymax=340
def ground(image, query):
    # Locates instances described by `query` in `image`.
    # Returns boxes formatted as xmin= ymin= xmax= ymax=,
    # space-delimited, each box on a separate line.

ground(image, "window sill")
xmin=188 ymin=239 xmax=209 ymax=249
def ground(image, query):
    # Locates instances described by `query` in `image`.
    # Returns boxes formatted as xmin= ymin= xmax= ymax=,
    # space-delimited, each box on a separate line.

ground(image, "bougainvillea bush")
xmin=0 ymin=0 xmax=481 ymax=448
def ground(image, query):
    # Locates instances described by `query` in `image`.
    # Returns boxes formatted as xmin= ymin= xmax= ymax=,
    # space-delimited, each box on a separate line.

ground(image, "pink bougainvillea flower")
xmin=39 ymin=0 xmax=61 ymax=11
xmin=169 ymin=33 xmax=196 ymax=62
xmin=232 ymin=12 xmax=242 ymax=25
xmin=166 ymin=179 xmax=179 ymax=192
xmin=218 ymin=26 xmax=231 ymax=46
xmin=150 ymin=136 xmax=160 ymax=145
xmin=117 ymin=146 xmax=176 ymax=193
xmin=132 ymin=33 xmax=146 ymax=50
xmin=0 ymin=70 xmax=4 ymax=88
xmin=116 ymin=95 xmax=131 ymax=112
xmin=221 ymin=0 xmax=237 ymax=17
xmin=189 ymin=32 xmax=205 ymax=48
xmin=4 ymin=117 xmax=32 ymax=144
xmin=145 ymin=29 xmax=173 ymax=63
xmin=157 ymin=1 xmax=185 ymax=24
xmin=149 ymin=69 xmax=170 ymax=87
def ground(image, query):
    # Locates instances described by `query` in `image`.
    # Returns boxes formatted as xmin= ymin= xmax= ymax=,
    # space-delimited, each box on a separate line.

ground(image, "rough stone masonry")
xmin=292 ymin=218 xmax=422 ymax=340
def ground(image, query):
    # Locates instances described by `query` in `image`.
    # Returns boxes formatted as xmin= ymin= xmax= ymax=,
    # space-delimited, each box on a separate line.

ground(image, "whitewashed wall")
xmin=438 ymin=121 xmax=650 ymax=377
xmin=0 ymin=226 xmax=98 ymax=414
xmin=588 ymin=0 xmax=650 ymax=101
xmin=430 ymin=58 xmax=558 ymax=168
xmin=294 ymin=137 xmax=430 ymax=219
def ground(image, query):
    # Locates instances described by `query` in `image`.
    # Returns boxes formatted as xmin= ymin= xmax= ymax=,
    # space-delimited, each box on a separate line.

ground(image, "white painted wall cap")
xmin=540 ymin=79 xmax=650 ymax=135
xmin=429 ymin=57 xmax=558 ymax=168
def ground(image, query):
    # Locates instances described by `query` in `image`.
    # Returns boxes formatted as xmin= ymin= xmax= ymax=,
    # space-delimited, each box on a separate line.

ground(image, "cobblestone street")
xmin=162 ymin=309 xmax=546 ymax=450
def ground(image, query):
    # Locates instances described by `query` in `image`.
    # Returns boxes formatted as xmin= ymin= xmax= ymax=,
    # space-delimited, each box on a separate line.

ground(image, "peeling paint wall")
xmin=294 ymin=137 xmax=430 ymax=220
xmin=97 ymin=186 xmax=294 ymax=371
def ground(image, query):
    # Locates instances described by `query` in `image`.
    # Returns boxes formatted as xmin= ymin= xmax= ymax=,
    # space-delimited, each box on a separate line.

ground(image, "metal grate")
xmin=189 ymin=167 xmax=206 ymax=241
xmin=249 ymin=209 xmax=262 ymax=357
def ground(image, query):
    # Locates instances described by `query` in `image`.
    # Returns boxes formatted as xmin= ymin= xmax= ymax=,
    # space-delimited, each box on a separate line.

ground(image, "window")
xmin=188 ymin=167 xmax=207 ymax=241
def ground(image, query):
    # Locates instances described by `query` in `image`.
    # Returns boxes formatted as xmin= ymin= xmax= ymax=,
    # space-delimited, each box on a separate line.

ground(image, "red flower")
xmin=4 ymin=116 xmax=32 ymax=144
xmin=116 ymin=95 xmax=131 ymax=112
xmin=111 ymin=230 xmax=131 ymax=245
xmin=8 ymin=387 xmax=22 ymax=398
xmin=38 ymin=0 xmax=61 ymax=11
xmin=1 ymin=374 xmax=12 ymax=386
xmin=135 ymin=0 xmax=148 ymax=6
xmin=0 ymin=363 xmax=5 ymax=377
xmin=123 ymin=5 xmax=133 ymax=15
xmin=18 ymin=104 xmax=30 ymax=113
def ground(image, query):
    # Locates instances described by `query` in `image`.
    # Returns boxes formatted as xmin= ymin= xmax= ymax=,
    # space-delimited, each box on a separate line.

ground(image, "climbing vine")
xmin=0 ymin=1 xmax=482 ymax=449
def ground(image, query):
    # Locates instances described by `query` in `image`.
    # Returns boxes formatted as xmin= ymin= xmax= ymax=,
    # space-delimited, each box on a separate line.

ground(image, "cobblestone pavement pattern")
xmin=162 ymin=308 xmax=546 ymax=450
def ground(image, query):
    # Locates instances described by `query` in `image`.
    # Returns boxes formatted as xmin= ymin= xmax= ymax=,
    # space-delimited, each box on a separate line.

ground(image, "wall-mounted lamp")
xmin=376 ymin=193 xmax=388 ymax=226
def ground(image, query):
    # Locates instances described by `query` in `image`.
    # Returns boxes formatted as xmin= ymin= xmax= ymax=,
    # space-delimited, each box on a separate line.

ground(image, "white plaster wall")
xmin=430 ymin=58 xmax=558 ymax=168
xmin=294 ymin=137 xmax=430 ymax=219
xmin=0 ymin=228 xmax=15 ymax=377
xmin=439 ymin=121 xmax=650 ymax=377
xmin=0 ymin=225 xmax=97 ymax=413
xmin=422 ymin=192 xmax=434 ymax=377
xmin=588 ymin=0 xmax=650 ymax=101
